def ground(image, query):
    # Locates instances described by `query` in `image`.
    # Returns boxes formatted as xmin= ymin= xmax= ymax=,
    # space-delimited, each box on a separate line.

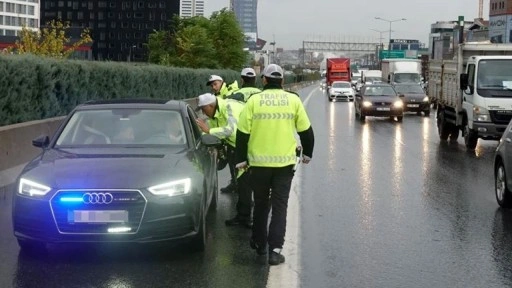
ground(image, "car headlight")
xmin=19 ymin=178 xmax=51 ymax=197
xmin=148 ymin=178 xmax=191 ymax=196
xmin=393 ymin=101 xmax=404 ymax=108
xmin=473 ymin=106 xmax=491 ymax=122
xmin=363 ymin=101 xmax=372 ymax=107
xmin=422 ymin=96 xmax=429 ymax=102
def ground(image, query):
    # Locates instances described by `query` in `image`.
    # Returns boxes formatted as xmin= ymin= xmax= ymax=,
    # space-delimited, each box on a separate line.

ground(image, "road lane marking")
xmin=267 ymin=85 xmax=318 ymax=288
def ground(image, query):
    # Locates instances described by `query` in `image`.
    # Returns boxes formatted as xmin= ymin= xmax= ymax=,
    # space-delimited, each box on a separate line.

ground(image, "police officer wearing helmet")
xmin=195 ymin=93 xmax=245 ymax=194
xmin=235 ymin=64 xmax=315 ymax=265
xmin=227 ymin=68 xmax=262 ymax=103
xmin=207 ymin=75 xmax=239 ymax=100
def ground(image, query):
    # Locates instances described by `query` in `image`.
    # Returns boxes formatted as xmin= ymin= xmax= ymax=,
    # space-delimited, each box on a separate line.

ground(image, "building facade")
xmin=40 ymin=0 xmax=180 ymax=61
xmin=0 ymin=0 xmax=39 ymax=36
xmin=231 ymin=0 xmax=258 ymax=50
xmin=489 ymin=0 xmax=512 ymax=43
xmin=180 ymin=0 xmax=204 ymax=18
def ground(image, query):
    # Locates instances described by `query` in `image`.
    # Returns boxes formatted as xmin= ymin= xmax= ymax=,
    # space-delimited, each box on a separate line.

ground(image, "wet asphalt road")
xmin=298 ymin=85 xmax=512 ymax=287
xmin=1 ymin=83 xmax=512 ymax=288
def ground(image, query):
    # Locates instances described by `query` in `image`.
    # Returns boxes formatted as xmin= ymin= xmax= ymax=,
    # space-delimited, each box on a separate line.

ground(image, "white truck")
xmin=361 ymin=70 xmax=382 ymax=84
xmin=382 ymin=59 xmax=422 ymax=85
xmin=428 ymin=41 xmax=512 ymax=149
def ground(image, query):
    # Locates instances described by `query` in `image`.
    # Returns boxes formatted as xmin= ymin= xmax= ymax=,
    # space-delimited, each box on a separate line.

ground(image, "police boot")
xmin=220 ymin=181 xmax=236 ymax=194
xmin=250 ymin=238 xmax=267 ymax=255
xmin=268 ymin=248 xmax=285 ymax=265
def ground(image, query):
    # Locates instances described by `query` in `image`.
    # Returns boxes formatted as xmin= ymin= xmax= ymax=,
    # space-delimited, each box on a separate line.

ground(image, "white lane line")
xmin=266 ymin=86 xmax=317 ymax=288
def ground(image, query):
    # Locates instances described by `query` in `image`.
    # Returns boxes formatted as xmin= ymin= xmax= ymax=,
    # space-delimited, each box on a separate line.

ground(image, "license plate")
xmin=376 ymin=107 xmax=390 ymax=111
xmin=407 ymin=104 xmax=420 ymax=108
xmin=69 ymin=210 xmax=129 ymax=223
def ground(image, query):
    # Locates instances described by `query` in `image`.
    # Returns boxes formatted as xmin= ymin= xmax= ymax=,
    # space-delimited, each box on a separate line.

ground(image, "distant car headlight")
xmin=148 ymin=178 xmax=191 ymax=196
xmin=19 ymin=178 xmax=51 ymax=197
xmin=363 ymin=101 xmax=372 ymax=107
xmin=422 ymin=96 xmax=429 ymax=102
xmin=393 ymin=101 xmax=404 ymax=108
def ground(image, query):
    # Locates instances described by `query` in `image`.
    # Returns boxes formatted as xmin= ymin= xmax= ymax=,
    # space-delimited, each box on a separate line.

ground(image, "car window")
xmin=187 ymin=106 xmax=202 ymax=144
xmin=55 ymin=109 xmax=186 ymax=147
xmin=364 ymin=86 xmax=397 ymax=96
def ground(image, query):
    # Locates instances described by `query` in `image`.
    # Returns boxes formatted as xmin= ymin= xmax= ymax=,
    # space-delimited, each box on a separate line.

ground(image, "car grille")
xmin=372 ymin=101 xmax=392 ymax=106
xmin=490 ymin=110 xmax=512 ymax=125
xmin=50 ymin=190 xmax=147 ymax=234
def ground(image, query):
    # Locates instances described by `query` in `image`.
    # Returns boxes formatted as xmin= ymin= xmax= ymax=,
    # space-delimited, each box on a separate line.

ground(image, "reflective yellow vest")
xmin=237 ymin=89 xmax=311 ymax=167
xmin=217 ymin=81 xmax=239 ymax=99
xmin=228 ymin=86 xmax=262 ymax=102
xmin=207 ymin=98 xmax=245 ymax=147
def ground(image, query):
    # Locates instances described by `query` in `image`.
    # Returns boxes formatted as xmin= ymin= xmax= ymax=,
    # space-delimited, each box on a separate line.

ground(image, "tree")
xmin=11 ymin=19 xmax=92 ymax=59
xmin=147 ymin=9 xmax=247 ymax=70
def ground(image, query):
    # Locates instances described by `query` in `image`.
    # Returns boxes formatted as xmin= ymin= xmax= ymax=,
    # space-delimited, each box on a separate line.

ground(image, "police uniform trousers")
xmin=236 ymin=172 xmax=253 ymax=220
xmin=226 ymin=144 xmax=237 ymax=186
xmin=249 ymin=165 xmax=294 ymax=250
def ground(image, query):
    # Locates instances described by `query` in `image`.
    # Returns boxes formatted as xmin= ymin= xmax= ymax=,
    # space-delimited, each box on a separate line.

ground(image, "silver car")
xmin=495 ymin=120 xmax=512 ymax=207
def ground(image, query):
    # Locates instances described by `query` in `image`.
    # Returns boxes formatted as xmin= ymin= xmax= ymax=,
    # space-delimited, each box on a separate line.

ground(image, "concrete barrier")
xmin=0 ymin=81 xmax=316 ymax=189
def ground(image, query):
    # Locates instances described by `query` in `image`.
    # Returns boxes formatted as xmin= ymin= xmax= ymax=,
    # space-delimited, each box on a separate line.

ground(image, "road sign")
xmin=379 ymin=50 xmax=417 ymax=59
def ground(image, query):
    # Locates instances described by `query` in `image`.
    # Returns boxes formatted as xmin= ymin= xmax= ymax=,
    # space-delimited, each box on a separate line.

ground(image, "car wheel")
xmin=496 ymin=161 xmax=512 ymax=208
xmin=190 ymin=207 xmax=206 ymax=252
xmin=396 ymin=116 xmax=403 ymax=122
xmin=17 ymin=239 xmax=46 ymax=254
xmin=210 ymin=173 xmax=218 ymax=211
xmin=359 ymin=113 xmax=365 ymax=122
xmin=424 ymin=110 xmax=430 ymax=117
xmin=464 ymin=125 xmax=478 ymax=150
xmin=416 ymin=111 xmax=422 ymax=116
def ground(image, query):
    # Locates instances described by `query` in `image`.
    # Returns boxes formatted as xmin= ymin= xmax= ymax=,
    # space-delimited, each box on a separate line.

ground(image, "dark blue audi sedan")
xmin=12 ymin=99 xmax=221 ymax=253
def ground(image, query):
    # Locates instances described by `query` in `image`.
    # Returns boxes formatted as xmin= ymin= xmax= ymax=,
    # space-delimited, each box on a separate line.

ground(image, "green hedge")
xmin=0 ymin=54 xmax=319 ymax=126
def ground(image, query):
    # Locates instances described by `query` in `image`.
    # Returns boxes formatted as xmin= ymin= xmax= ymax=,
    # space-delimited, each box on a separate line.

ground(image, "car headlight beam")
xmin=423 ymin=96 xmax=429 ymax=102
xmin=363 ymin=101 xmax=372 ymax=107
xmin=148 ymin=178 xmax=191 ymax=197
xmin=393 ymin=101 xmax=404 ymax=108
xmin=19 ymin=178 xmax=51 ymax=197
xmin=473 ymin=106 xmax=491 ymax=122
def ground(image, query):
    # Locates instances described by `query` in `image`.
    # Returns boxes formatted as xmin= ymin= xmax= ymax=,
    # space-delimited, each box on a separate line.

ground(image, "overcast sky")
xmin=204 ymin=0 xmax=490 ymax=50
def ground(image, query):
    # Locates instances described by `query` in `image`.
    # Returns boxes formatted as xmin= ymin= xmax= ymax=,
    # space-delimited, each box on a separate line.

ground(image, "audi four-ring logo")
xmin=82 ymin=193 xmax=114 ymax=204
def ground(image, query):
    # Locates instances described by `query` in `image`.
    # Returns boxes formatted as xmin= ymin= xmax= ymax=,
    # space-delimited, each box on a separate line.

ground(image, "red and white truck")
xmin=326 ymin=58 xmax=351 ymax=89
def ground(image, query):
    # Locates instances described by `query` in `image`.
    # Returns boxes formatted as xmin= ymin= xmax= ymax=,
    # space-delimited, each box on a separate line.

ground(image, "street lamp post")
xmin=128 ymin=45 xmax=136 ymax=62
xmin=369 ymin=28 xmax=390 ymax=69
xmin=374 ymin=17 xmax=406 ymax=58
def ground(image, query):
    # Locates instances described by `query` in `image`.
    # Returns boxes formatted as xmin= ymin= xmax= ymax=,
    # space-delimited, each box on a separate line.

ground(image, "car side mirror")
xmin=201 ymin=134 xmax=222 ymax=147
xmin=32 ymin=135 xmax=49 ymax=148
xmin=460 ymin=73 xmax=468 ymax=91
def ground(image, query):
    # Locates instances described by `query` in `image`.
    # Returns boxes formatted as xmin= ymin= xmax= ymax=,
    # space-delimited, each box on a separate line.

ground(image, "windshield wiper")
xmin=480 ymin=84 xmax=505 ymax=88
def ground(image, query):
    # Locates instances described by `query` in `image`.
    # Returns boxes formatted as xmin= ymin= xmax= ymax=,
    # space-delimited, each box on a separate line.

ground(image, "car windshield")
xmin=364 ymin=86 xmax=396 ymax=96
xmin=394 ymin=85 xmax=425 ymax=94
xmin=477 ymin=59 xmax=512 ymax=90
xmin=55 ymin=109 xmax=186 ymax=147
xmin=394 ymin=73 xmax=421 ymax=83
xmin=332 ymin=82 xmax=351 ymax=88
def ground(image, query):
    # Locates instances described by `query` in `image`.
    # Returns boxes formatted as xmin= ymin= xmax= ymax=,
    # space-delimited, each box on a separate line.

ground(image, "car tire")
xmin=464 ymin=125 xmax=478 ymax=150
xmin=190 ymin=207 xmax=206 ymax=252
xmin=450 ymin=126 xmax=459 ymax=141
xmin=424 ymin=110 xmax=430 ymax=117
xmin=359 ymin=113 xmax=365 ymax=122
xmin=496 ymin=161 xmax=512 ymax=208
xmin=17 ymin=239 xmax=46 ymax=254
xmin=416 ymin=111 xmax=422 ymax=116
xmin=396 ymin=116 xmax=403 ymax=122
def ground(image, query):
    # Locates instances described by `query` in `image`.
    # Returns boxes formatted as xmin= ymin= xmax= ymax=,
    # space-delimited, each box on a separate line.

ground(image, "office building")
xmin=489 ymin=0 xmax=512 ymax=43
xmin=0 ymin=0 xmax=39 ymax=36
xmin=180 ymin=0 xmax=204 ymax=18
xmin=231 ymin=0 xmax=258 ymax=50
xmin=40 ymin=0 xmax=180 ymax=61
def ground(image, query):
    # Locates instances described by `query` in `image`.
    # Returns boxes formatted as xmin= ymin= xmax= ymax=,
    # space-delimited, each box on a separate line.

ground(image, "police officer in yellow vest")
xmin=227 ymin=68 xmax=261 ymax=103
xmin=207 ymin=75 xmax=239 ymax=100
xmin=235 ymin=64 xmax=315 ymax=265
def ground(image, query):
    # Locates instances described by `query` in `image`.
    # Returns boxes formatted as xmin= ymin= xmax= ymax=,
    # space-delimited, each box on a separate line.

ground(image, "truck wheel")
xmin=464 ymin=125 xmax=478 ymax=150
xmin=496 ymin=161 xmax=512 ymax=208
xmin=450 ymin=126 xmax=459 ymax=141
xmin=437 ymin=111 xmax=450 ymax=140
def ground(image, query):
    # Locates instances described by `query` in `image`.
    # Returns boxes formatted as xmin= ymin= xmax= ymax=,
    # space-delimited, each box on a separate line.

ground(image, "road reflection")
xmin=491 ymin=208 xmax=512 ymax=285
xmin=359 ymin=123 xmax=373 ymax=232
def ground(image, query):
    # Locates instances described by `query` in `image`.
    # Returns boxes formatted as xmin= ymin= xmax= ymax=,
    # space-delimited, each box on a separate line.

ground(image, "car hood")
xmin=20 ymin=147 xmax=200 ymax=190
xmin=363 ymin=95 xmax=398 ymax=102
xmin=401 ymin=93 xmax=427 ymax=102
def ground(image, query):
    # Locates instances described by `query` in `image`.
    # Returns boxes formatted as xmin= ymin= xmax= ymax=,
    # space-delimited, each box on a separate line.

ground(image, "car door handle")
xmin=506 ymin=138 xmax=511 ymax=143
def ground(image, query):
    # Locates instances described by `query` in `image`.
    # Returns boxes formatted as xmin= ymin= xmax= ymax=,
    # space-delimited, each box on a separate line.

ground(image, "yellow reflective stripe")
xmin=253 ymin=113 xmax=294 ymax=120
xmin=248 ymin=155 xmax=296 ymax=164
